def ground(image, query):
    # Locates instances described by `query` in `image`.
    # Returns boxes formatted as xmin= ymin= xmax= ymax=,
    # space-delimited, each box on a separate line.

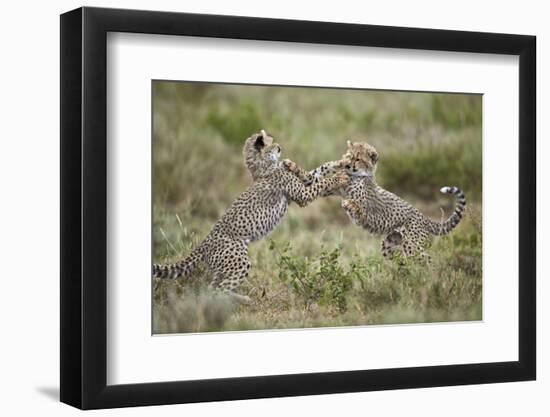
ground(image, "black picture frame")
xmin=60 ymin=6 xmax=536 ymax=410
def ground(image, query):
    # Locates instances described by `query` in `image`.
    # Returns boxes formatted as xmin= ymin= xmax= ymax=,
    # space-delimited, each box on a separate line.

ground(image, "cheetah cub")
xmin=286 ymin=141 xmax=466 ymax=260
xmin=153 ymin=130 xmax=349 ymax=303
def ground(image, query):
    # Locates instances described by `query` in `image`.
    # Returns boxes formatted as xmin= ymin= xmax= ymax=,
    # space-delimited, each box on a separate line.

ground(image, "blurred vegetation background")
xmin=152 ymin=81 xmax=482 ymax=334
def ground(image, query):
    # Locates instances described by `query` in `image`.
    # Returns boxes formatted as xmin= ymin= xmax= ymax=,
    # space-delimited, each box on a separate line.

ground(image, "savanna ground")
xmin=152 ymin=81 xmax=482 ymax=334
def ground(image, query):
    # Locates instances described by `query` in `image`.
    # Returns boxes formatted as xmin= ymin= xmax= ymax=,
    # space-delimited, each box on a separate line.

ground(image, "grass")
xmin=152 ymin=81 xmax=482 ymax=334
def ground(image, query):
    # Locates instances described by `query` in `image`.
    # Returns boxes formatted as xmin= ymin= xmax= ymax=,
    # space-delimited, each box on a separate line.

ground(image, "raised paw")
xmin=301 ymin=174 xmax=314 ymax=186
xmin=334 ymin=171 xmax=351 ymax=187
xmin=341 ymin=199 xmax=362 ymax=225
xmin=341 ymin=199 xmax=360 ymax=213
xmin=282 ymin=158 xmax=298 ymax=172
xmin=336 ymin=157 xmax=352 ymax=170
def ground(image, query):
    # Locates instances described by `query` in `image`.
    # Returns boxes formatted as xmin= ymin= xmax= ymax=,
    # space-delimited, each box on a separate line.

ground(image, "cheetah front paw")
xmin=284 ymin=159 xmax=313 ymax=185
xmin=301 ymin=174 xmax=314 ymax=186
xmin=282 ymin=158 xmax=298 ymax=172
xmin=336 ymin=157 xmax=351 ymax=170
xmin=341 ymin=199 xmax=360 ymax=214
xmin=341 ymin=199 xmax=362 ymax=223
xmin=334 ymin=171 xmax=351 ymax=188
xmin=341 ymin=199 xmax=353 ymax=210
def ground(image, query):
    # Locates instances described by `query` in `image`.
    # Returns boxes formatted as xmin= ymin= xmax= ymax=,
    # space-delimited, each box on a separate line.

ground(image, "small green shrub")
xmin=269 ymin=240 xmax=319 ymax=308
xmin=270 ymin=241 xmax=354 ymax=312
xmin=318 ymin=247 xmax=352 ymax=312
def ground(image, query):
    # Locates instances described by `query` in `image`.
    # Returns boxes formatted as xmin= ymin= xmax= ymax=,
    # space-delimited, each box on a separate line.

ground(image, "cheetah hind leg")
xmin=210 ymin=283 xmax=252 ymax=305
xmin=399 ymin=234 xmax=432 ymax=265
xmin=416 ymin=251 xmax=432 ymax=265
xmin=209 ymin=268 xmax=252 ymax=304
xmin=381 ymin=230 xmax=403 ymax=260
xmin=209 ymin=247 xmax=252 ymax=305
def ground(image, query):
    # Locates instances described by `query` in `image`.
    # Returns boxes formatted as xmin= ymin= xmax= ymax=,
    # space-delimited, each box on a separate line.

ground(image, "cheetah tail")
xmin=428 ymin=186 xmax=467 ymax=236
xmin=152 ymin=246 xmax=204 ymax=279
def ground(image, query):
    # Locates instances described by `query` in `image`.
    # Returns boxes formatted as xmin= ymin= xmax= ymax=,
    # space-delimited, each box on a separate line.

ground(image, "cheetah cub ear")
xmin=370 ymin=150 xmax=379 ymax=163
xmin=346 ymin=140 xmax=353 ymax=149
xmin=254 ymin=131 xmax=266 ymax=150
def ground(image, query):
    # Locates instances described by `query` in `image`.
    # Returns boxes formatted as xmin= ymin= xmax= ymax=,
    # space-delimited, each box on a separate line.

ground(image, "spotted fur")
xmin=153 ymin=131 xmax=349 ymax=302
xmin=286 ymin=140 xmax=466 ymax=260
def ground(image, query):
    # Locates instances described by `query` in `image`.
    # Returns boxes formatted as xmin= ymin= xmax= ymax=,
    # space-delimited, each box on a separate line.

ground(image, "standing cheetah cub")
xmin=285 ymin=141 xmax=466 ymax=260
xmin=153 ymin=131 xmax=348 ymax=303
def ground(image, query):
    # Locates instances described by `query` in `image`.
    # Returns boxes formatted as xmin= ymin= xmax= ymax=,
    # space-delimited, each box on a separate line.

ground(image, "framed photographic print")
xmin=60 ymin=6 xmax=536 ymax=409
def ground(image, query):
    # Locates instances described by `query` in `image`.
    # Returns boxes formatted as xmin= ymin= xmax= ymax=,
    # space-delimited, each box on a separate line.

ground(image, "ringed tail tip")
xmin=440 ymin=186 xmax=460 ymax=194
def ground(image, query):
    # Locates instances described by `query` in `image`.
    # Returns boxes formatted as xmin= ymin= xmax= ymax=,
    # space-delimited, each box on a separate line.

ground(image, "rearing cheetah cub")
xmin=153 ymin=131 xmax=348 ymax=303
xmin=286 ymin=141 xmax=466 ymax=260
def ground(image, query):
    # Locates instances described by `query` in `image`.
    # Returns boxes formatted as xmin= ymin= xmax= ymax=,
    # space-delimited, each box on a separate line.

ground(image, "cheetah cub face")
xmin=256 ymin=129 xmax=282 ymax=161
xmin=243 ymin=129 xmax=282 ymax=180
xmin=341 ymin=140 xmax=379 ymax=179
